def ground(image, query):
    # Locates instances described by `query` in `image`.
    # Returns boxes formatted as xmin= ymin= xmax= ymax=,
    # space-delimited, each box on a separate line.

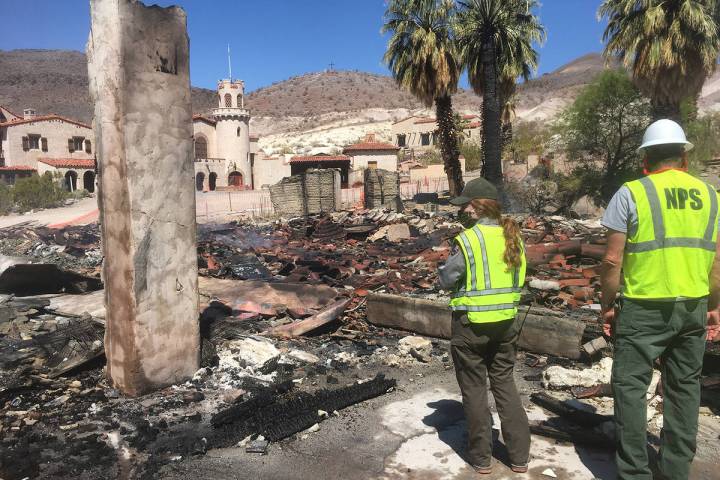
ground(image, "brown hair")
xmin=470 ymin=198 xmax=522 ymax=270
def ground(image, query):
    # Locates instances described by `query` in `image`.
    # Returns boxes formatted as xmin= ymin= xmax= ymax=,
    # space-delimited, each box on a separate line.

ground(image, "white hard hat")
xmin=638 ymin=119 xmax=693 ymax=152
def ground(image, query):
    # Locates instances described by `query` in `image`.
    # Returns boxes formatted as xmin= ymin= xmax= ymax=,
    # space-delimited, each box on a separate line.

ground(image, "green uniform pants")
xmin=450 ymin=315 xmax=530 ymax=468
xmin=612 ymin=298 xmax=707 ymax=480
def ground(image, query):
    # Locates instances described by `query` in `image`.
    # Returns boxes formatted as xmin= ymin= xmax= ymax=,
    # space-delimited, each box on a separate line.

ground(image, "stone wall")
xmin=269 ymin=169 xmax=341 ymax=217
xmin=88 ymin=0 xmax=199 ymax=396
xmin=364 ymin=168 xmax=401 ymax=211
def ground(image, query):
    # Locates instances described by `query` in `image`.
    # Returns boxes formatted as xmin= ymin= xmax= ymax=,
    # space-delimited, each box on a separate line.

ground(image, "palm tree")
xmin=599 ymin=0 xmax=720 ymax=122
xmin=455 ymin=0 xmax=544 ymax=190
xmin=498 ymin=15 xmax=543 ymax=151
xmin=382 ymin=0 xmax=464 ymax=196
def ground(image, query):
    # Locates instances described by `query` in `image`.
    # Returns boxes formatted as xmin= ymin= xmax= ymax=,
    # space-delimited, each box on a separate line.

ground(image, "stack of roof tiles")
xmin=269 ymin=169 xmax=341 ymax=217
xmin=364 ymin=168 xmax=401 ymax=211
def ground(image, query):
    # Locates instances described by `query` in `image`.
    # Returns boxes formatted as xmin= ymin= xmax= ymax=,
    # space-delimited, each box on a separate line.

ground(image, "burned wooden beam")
xmin=366 ymin=294 xmax=586 ymax=359
xmin=268 ymin=298 xmax=351 ymax=337
xmin=210 ymin=374 xmax=396 ymax=446
xmin=529 ymin=421 xmax=614 ymax=449
xmin=530 ymin=392 xmax=611 ymax=428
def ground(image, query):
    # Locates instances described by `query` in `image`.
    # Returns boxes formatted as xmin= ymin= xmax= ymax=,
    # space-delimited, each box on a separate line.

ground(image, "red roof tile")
xmin=0 ymin=114 xmax=91 ymax=129
xmin=0 ymin=165 xmax=36 ymax=172
xmin=467 ymin=121 xmax=481 ymax=129
xmin=38 ymin=158 xmax=95 ymax=169
xmin=0 ymin=105 xmax=22 ymax=119
xmin=289 ymin=155 xmax=351 ymax=164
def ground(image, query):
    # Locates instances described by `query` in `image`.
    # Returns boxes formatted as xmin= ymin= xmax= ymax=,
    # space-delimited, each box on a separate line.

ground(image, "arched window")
xmin=194 ymin=136 xmax=207 ymax=159
xmin=209 ymin=172 xmax=217 ymax=191
xmin=237 ymin=94 xmax=243 ymax=108
xmin=195 ymin=172 xmax=205 ymax=191
xmin=224 ymin=93 xmax=232 ymax=107
xmin=237 ymin=127 xmax=241 ymax=137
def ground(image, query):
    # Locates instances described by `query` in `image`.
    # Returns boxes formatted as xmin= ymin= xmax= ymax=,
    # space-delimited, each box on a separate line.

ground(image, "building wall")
xmin=391 ymin=116 xmax=481 ymax=150
xmin=253 ymin=155 xmax=291 ymax=188
xmin=391 ymin=117 xmax=437 ymax=150
xmin=1 ymin=119 xmax=93 ymax=168
xmin=408 ymin=157 xmax=466 ymax=183
xmin=194 ymin=159 xmax=227 ymax=191
xmin=215 ymin=117 xmax=251 ymax=184
xmin=36 ymin=163 xmax=96 ymax=191
xmin=192 ymin=120 xmax=218 ymax=158
xmin=350 ymin=151 xmax=397 ymax=171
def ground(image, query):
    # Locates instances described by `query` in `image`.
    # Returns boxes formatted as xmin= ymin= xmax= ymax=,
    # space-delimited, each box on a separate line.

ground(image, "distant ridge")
xmin=6 ymin=48 xmax=713 ymax=137
xmin=0 ymin=49 xmax=217 ymax=124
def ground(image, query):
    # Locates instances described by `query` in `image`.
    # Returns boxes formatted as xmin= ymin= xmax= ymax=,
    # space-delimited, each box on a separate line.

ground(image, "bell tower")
xmin=213 ymin=79 xmax=251 ymax=188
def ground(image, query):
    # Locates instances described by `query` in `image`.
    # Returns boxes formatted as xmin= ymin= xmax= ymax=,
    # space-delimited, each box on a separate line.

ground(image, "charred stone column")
xmin=87 ymin=0 xmax=199 ymax=396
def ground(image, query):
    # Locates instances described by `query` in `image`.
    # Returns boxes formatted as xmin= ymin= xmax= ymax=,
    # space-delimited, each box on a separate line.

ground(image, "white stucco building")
xmin=0 ymin=106 xmax=96 ymax=191
xmin=391 ymin=114 xmax=481 ymax=153
xmin=192 ymin=78 xmax=262 ymax=191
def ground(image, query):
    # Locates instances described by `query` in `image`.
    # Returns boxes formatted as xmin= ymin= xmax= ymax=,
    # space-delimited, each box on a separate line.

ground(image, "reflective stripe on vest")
xmin=623 ymin=170 xmax=719 ymax=299
xmin=449 ymin=224 xmax=526 ymax=323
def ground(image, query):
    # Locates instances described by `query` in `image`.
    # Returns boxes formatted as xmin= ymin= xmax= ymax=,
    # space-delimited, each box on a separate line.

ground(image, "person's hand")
xmin=707 ymin=309 xmax=720 ymax=342
xmin=602 ymin=305 xmax=616 ymax=337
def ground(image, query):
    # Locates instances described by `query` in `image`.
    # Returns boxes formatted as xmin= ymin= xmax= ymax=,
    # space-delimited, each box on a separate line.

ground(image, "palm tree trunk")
xmin=651 ymin=101 xmax=681 ymax=123
xmin=501 ymin=121 xmax=513 ymax=154
xmin=481 ymin=37 xmax=503 ymax=190
xmin=435 ymin=94 xmax=464 ymax=196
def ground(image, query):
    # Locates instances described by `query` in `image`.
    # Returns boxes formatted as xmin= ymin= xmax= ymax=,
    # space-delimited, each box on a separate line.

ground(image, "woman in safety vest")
xmin=438 ymin=177 xmax=530 ymax=474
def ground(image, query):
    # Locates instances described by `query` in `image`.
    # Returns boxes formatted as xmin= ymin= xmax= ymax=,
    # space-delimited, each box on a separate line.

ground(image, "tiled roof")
xmin=250 ymin=134 xmax=259 ymax=140
xmin=192 ymin=114 xmax=216 ymax=125
xmin=343 ymin=141 xmax=399 ymax=153
xmin=38 ymin=158 xmax=95 ymax=169
xmin=0 ymin=105 xmax=22 ymax=119
xmin=0 ymin=114 xmax=91 ymax=129
xmin=289 ymin=155 xmax=351 ymax=163
xmin=0 ymin=165 xmax=35 ymax=172
xmin=467 ymin=121 xmax=481 ymax=129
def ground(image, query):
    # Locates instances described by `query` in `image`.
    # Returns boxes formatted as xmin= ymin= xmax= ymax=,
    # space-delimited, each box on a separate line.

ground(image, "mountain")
xmin=4 ymin=49 xmax=719 ymax=154
xmin=0 ymin=49 xmax=607 ymax=125
xmin=0 ymin=49 xmax=217 ymax=124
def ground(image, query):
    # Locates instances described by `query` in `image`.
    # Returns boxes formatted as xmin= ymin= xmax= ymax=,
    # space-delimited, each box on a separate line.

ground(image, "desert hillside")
xmin=0 ymin=49 xmax=217 ymax=124
xmin=3 ymin=49 xmax=719 ymax=155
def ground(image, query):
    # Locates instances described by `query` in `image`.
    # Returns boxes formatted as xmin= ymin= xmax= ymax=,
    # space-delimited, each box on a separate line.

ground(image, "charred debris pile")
xmin=0 ymin=207 xmax=718 ymax=478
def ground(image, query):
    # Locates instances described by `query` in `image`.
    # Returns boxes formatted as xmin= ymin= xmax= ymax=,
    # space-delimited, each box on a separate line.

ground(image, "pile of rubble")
xmin=1 ymin=209 xmax=718 ymax=479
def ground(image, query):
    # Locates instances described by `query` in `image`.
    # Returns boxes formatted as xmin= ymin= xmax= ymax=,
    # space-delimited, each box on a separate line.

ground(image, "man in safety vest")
xmin=601 ymin=119 xmax=720 ymax=479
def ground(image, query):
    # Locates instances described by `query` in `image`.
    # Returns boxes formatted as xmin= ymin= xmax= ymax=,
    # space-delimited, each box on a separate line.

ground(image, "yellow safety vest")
xmin=623 ymin=170 xmax=719 ymax=299
xmin=449 ymin=224 xmax=526 ymax=323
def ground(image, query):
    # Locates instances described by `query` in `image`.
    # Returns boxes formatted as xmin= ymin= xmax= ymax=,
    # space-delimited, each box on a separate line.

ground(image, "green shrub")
xmin=459 ymin=139 xmax=482 ymax=171
xmin=0 ymin=183 xmax=13 ymax=215
xmin=13 ymin=173 xmax=68 ymax=212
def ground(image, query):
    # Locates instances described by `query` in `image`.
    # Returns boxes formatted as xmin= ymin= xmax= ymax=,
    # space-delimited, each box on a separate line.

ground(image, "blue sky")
xmin=0 ymin=1 xmax=608 ymax=92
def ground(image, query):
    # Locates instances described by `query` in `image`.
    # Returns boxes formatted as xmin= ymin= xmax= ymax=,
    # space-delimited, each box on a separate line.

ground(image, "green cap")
xmin=450 ymin=177 xmax=498 ymax=205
